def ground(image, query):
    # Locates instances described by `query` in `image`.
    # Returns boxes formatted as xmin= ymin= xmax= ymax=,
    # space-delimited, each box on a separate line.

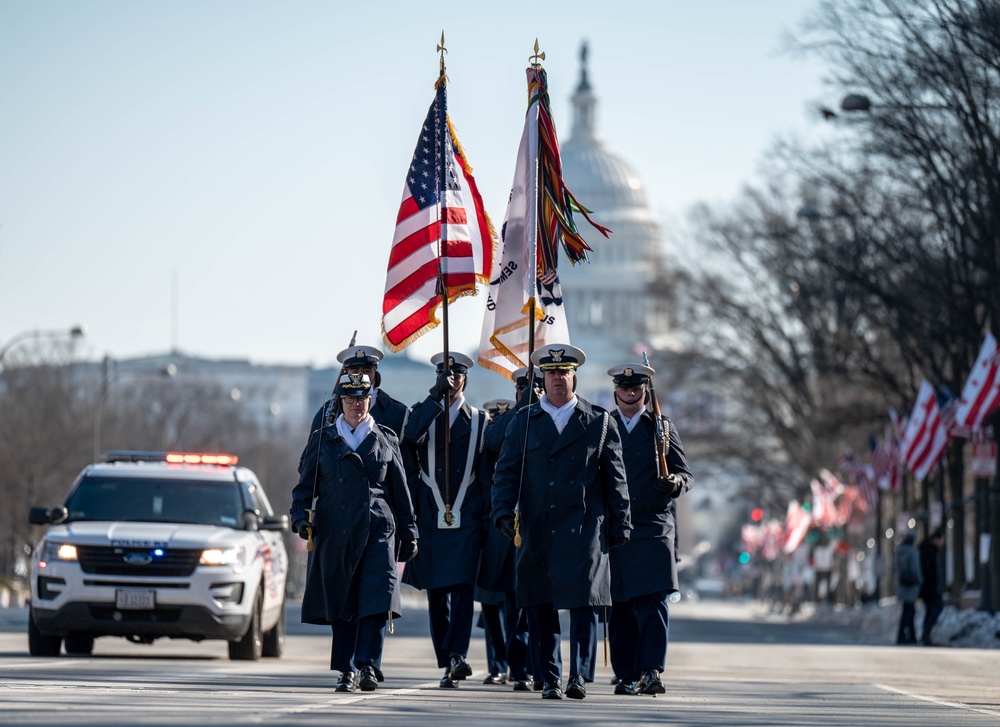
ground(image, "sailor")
xmin=290 ymin=373 xmax=418 ymax=692
xmin=605 ymin=363 xmax=693 ymax=696
xmin=402 ymin=352 xmax=491 ymax=688
xmin=306 ymin=344 xmax=409 ymax=439
xmin=492 ymin=344 xmax=632 ymax=700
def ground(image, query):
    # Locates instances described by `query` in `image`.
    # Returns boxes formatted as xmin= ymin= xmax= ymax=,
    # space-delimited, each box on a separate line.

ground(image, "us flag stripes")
xmin=381 ymin=79 xmax=495 ymax=351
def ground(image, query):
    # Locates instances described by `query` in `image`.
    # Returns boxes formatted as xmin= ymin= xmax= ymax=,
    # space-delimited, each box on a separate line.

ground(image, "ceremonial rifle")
xmin=642 ymin=352 xmax=670 ymax=478
xmin=305 ymin=330 xmax=357 ymax=551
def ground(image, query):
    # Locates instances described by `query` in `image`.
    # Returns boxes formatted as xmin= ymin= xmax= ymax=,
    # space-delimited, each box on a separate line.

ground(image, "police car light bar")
xmin=166 ymin=452 xmax=239 ymax=465
xmin=101 ymin=451 xmax=238 ymax=465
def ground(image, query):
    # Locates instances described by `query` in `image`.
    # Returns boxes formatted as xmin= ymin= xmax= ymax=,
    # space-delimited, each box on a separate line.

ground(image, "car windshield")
xmin=65 ymin=476 xmax=245 ymax=527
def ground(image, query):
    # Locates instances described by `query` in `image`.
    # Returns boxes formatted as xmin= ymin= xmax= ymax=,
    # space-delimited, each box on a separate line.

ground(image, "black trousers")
xmin=526 ymin=604 xmax=598 ymax=686
xmin=609 ymin=591 xmax=669 ymax=682
xmin=330 ymin=613 xmax=387 ymax=672
xmin=427 ymin=583 xmax=474 ymax=668
xmin=921 ymin=593 xmax=943 ymax=644
xmin=897 ymin=601 xmax=918 ymax=644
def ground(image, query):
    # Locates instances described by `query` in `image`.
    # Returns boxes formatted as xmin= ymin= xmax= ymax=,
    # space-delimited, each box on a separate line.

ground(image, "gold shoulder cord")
xmin=513 ymin=510 xmax=522 ymax=547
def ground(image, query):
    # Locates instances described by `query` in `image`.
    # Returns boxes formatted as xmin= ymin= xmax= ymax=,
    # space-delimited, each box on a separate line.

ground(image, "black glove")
xmin=608 ymin=534 xmax=629 ymax=548
xmin=497 ymin=515 xmax=516 ymax=541
xmin=655 ymin=474 xmax=685 ymax=498
xmin=429 ymin=371 xmax=454 ymax=400
xmin=291 ymin=518 xmax=311 ymax=541
xmin=397 ymin=539 xmax=418 ymax=562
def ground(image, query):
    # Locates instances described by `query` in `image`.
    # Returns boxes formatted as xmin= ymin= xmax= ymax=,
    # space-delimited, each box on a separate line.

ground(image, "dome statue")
xmin=557 ymin=42 xmax=672 ymax=402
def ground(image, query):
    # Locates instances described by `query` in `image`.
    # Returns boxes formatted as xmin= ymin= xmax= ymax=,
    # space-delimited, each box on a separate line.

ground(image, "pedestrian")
xmin=402 ymin=352 xmax=491 ymax=688
xmin=918 ymin=528 xmax=945 ymax=646
xmin=894 ymin=531 xmax=922 ymax=644
xmin=604 ymin=363 xmax=693 ymax=696
xmin=290 ymin=373 xmax=418 ymax=692
xmin=492 ymin=344 xmax=632 ymax=700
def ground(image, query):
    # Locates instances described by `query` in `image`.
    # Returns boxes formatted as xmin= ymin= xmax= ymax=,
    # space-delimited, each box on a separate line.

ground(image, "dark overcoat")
xmin=291 ymin=423 xmax=417 ymax=625
xmin=477 ymin=408 xmax=517 ymax=594
xmin=610 ymin=409 xmax=693 ymax=601
xmin=402 ymin=395 xmax=490 ymax=591
xmin=492 ymin=397 xmax=631 ymax=609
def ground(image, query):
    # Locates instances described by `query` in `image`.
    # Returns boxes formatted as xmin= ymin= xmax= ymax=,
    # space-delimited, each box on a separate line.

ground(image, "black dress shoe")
xmin=533 ymin=678 xmax=544 ymax=691
xmin=512 ymin=676 xmax=533 ymax=692
xmin=440 ymin=668 xmax=459 ymax=689
xmin=637 ymin=668 xmax=665 ymax=695
xmin=483 ymin=672 xmax=507 ymax=684
xmin=565 ymin=674 xmax=586 ymax=699
xmin=335 ymin=671 xmax=356 ymax=693
xmin=358 ymin=665 xmax=379 ymax=692
xmin=449 ymin=654 xmax=473 ymax=680
xmin=541 ymin=682 xmax=563 ymax=699
xmin=614 ymin=680 xmax=636 ymax=695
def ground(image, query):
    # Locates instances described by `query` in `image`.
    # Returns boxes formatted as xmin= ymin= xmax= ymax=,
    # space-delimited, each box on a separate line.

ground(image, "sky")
xmin=0 ymin=0 xmax=834 ymax=370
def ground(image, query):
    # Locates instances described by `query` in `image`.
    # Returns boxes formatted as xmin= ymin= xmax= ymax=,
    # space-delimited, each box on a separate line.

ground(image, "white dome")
xmin=561 ymin=138 xmax=647 ymax=211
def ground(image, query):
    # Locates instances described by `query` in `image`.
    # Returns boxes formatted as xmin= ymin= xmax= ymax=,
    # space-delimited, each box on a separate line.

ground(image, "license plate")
xmin=116 ymin=589 xmax=155 ymax=610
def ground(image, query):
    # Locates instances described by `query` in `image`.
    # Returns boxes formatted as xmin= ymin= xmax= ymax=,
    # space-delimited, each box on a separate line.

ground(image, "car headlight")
xmin=200 ymin=546 xmax=244 ymax=566
xmin=42 ymin=541 xmax=78 ymax=563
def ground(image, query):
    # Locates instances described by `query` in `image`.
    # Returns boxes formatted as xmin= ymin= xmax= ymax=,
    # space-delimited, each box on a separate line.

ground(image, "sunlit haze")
xmin=0 ymin=1 xmax=830 ymax=369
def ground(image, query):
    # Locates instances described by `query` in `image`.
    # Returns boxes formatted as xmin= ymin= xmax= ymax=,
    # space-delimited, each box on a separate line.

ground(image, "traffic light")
xmin=750 ymin=508 xmax=763 ymax=522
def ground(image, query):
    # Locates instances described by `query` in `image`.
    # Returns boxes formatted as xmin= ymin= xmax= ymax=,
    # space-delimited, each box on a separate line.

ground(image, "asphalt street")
xmin=1 ymin=598 xmax=998 ymax=726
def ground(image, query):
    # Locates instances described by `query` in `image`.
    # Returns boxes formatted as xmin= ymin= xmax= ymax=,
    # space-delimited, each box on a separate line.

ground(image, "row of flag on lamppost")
xmin=379 ymin=38 xmax=609 ymax=374
xmin=744 ymin=332 xmax=1000 ymax=561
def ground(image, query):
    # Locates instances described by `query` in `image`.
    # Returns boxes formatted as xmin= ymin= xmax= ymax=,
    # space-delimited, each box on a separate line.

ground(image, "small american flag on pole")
xmin=381 ymin=77 xmax=496 ymax=351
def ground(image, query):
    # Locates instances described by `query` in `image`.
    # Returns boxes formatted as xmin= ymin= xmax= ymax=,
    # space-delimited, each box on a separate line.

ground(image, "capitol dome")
xmin=556 ymin=43 xmax=671 ymax=402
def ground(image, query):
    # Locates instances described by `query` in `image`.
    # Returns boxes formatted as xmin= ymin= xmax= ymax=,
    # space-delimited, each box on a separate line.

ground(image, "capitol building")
xmin=558 ymin=43 xmax=676 ymax=406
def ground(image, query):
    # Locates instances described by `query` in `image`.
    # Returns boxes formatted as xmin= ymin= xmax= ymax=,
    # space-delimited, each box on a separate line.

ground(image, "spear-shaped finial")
xmin=530 ymin=38 xmax=545 ymax=68
xmin=435 ymin=30 xmax=449 ymax=89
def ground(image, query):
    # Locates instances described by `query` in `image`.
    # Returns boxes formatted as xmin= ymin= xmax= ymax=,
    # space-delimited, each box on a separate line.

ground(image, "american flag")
xmin=870 ymin=427 xmax=902 ymax=493
xmin=900 ymin=380 xmax=950 ymax=480
xmin=381 ymin=80 xmax=495 ymax=351
xmin=838 ymin=447 xmax=878 ymax=512
xmin=955 ymin=331 xmax=1000 ymax=430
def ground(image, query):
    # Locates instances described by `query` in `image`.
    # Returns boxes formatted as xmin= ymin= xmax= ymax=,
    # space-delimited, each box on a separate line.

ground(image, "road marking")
xmin=249 ymin=681 xmax=440 ymax=720
xmin=874 ymin=683 xmax=1000 ymax=717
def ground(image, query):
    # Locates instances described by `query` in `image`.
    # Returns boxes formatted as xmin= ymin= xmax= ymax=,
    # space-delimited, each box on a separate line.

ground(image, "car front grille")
xmin=76 ymin=545 xmax=202 ymax=577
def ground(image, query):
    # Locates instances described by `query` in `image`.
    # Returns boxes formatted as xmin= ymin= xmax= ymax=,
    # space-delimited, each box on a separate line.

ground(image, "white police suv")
xmin=27 ymin=451 xmax=288 ymax=660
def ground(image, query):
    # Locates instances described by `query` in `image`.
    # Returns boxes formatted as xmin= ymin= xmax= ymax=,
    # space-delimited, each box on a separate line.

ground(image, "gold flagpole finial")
xmin=530 ymin=38 xmax=545 ymax=68
xmin=437 ymin=30 xmax=447 ymax=74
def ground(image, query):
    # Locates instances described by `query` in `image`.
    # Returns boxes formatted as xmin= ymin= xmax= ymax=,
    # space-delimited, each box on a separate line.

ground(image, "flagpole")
xmin=435 ymin=31 xmax=454 ymax=526
xmin=513 ymin=41 xmax=547 ymax=550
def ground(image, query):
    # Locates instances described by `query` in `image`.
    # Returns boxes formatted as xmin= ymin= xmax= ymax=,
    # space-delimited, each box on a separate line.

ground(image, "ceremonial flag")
xmin=382 ymin=77 xmax=496 ymax=351
xmin=783 ymin=500 xmax=812 ymax=554
xmin=955 ymin=331 xmax=1000 ymax=430
xmin=478 ymin=63 xmax=610 ymax=378
xmin=900 ymin=380 xmax=950 ymax=480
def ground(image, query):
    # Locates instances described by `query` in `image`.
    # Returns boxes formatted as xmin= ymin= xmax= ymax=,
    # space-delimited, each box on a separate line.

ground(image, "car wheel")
xmin=64 ymin=632 xmax=95 ymax=655
xmin=262 ymin=595 xmax=285 ymax=658
xmin=229 ymin=586 xmax=263 ymax=661
xmin=28 ymin=610 xmax=62 ymax=657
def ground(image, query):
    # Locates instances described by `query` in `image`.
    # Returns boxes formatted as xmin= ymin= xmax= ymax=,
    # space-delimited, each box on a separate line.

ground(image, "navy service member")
xmin=605 ymin=363 xmax=693 ymax=696
xmin=403 ymin=352 xmax=491 ymax=688
xmin=290 ymin=373 xmax=418 ymax=692
xmin=492 ymin=344 xmax=632 ymax=700
xmin=307 ymin=344 xmax=410 ymax=439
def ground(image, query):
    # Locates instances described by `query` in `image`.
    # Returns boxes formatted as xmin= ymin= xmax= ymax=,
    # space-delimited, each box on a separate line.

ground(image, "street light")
xmin=0 ymin=325 xmax=86 ymax=366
